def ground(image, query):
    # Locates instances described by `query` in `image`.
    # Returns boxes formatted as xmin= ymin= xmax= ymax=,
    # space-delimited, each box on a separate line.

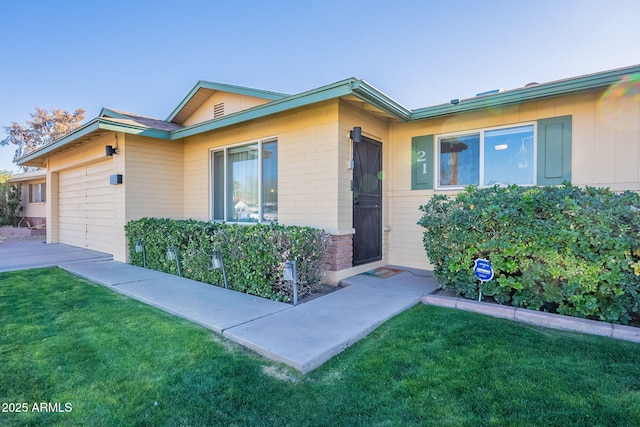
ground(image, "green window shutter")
xmin=412 ymin=135 xmax=434 ymax=190
xmin=537 ymin=116 xmax=572 ymax=185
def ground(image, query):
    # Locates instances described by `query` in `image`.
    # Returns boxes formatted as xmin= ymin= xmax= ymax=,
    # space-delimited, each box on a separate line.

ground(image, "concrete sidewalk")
xmin=1 ymin=241 xmax=439 ymax=373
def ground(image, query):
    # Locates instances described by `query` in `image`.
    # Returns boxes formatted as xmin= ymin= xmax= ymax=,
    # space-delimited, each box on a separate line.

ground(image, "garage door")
xmin=59 ymin=162 xmax=114 ymax=254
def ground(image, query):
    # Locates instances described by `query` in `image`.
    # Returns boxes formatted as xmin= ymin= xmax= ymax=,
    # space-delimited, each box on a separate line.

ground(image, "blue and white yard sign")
xmin=473 ymin=258 xmax=494 ymax=282
xmin=473 ymin=258 xmax=494 ymax=301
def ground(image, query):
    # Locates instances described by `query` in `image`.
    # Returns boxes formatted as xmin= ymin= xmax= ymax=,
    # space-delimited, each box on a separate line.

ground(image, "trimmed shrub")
xmin=418 ymin=184 xmax=640 ymax=324
xmin=124 ymin=218 xmax=331 ymax=302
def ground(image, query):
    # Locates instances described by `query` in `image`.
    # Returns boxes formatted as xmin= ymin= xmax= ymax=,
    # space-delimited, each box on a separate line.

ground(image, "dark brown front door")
xmin=352 ymin=135 xmax=382 ymax=266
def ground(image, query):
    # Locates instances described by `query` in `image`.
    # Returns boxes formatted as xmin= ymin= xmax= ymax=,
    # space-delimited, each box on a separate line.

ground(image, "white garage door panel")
xmin=59 ymin=169 xmax=88 ymax=248
xmin=59 ymin=162 xmax=114 ymax=254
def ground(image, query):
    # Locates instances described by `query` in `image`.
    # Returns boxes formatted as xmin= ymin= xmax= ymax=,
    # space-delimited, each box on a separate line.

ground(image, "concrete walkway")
xmin=0 ymin=240 xmax=439 ymax=373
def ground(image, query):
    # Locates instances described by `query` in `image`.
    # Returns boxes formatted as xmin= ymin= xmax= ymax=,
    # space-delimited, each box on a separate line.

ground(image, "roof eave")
xmin=99 ymin=107 xmax=130 ymax=119
xmin=16 ymin=118 xmax=172 ymax=166
xmin=8 ymin=170 xmax=47 ymax=182
xmin=17 ymin=119 xmax=103 ymax=166
xmin=411 ymin=64 xmax=640 ymax=120
xmin=350 ymin=80 xmax=412 ymax=120
xmin=98 ymin=119 xmax=172 ymax=140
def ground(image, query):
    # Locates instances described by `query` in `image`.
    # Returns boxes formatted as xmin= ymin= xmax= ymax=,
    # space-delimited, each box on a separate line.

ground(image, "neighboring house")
xmin=8 ymin=170 xmax=47 ymax=231
xmin=17 ymin=64 xmax=640 ymax=283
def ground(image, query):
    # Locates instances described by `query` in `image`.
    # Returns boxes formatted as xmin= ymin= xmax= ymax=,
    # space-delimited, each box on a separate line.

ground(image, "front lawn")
xmin=2 ymin=268 xmax=639 ymax=426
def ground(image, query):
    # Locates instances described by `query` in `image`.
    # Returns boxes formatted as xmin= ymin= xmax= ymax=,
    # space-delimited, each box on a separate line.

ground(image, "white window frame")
xmin=435 ymin=122 xmax=537 ymax=190
xmin=29 ymin=183 xmax=46 ymax=203
xmin=209 ymin=136 xmax=277 ymax=223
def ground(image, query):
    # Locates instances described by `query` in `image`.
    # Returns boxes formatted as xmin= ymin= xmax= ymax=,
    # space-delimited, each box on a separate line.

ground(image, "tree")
xmin=0 ymin=182 xmax=22 ymax=226
xmin=0 ymin=170 xmax=12 ymax=184
xmin=1 ymin=107 xmax=85 ymax=171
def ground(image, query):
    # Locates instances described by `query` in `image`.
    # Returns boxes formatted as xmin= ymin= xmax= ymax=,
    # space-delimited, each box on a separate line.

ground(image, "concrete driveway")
xmin=0 ymin=239 xmax=112 ymax=272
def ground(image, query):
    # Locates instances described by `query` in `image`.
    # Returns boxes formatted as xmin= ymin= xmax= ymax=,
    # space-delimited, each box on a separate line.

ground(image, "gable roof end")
xmin=169 ymin=78 xmax=362 ymax=139
xmin=166 ymin=81 xmax=290 ymax=124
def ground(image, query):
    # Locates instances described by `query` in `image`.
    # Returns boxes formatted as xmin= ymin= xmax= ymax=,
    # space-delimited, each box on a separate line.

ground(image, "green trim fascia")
xmin=17 ymin=119 xmax=103 ymax=165
xmin=410 ymin=64 xmax=640 ymax=121
xmin=350 ymin=80 xmax=412 ymax=120
xmin=170 ymin=78 xmax=359 ymax=139
xmin=166 ymin=81 xmax=290 ymax=122
xmin=16 ymin=118 xmax=172 ymax=165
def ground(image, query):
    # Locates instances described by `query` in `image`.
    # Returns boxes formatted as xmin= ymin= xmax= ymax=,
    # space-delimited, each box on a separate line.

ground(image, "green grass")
xmin=2 ymin=268 xmax=640 ymax=426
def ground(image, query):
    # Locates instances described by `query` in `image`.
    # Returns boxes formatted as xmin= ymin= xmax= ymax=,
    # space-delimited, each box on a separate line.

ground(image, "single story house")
xmin=8 ymin=169 xmax=47 ymax=230
xmin=17 ymin=64 xmax=640 ymax=283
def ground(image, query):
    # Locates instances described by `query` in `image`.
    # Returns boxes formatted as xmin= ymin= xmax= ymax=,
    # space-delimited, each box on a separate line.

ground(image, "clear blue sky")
xmin=2 ymin=0 xmax=639 ymax=172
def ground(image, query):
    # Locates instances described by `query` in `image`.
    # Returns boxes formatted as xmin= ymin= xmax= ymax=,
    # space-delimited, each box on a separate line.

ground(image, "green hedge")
xmin=124 ymin=218 xmax=331 ymax=302
xmin=418 ymin=184 xmax=640 ymax=324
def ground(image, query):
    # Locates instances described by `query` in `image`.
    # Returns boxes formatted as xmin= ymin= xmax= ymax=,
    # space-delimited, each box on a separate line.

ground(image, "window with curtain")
xmin=211 ymin=139 xmax=277 ymax=223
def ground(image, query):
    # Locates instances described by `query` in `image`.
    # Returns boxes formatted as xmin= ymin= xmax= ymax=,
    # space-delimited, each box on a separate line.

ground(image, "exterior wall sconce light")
xmin=166 ymin=246 xmax=182 ymax=277
xmin=106 ymin=145 xmax=119 ymax=156
xmin=350 ymin=126 xmax=362 ymax=143
xmin=109 ymin=174 xmax=123 ymax=185
xmin=135 ymin=239 xmax=147 ymax=268
xmin=210 ymin=251 xmax=228 ymax=289
xmin=283 ymin=260 xmax=298 ymax=306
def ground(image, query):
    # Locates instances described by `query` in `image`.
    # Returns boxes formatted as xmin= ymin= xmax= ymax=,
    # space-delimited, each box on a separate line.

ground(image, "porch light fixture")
xmin=166 ymin=246 xmax=182 ymax=277
xmin=105 ymin=145 xmax=119 ymax=156
xmin=210 ymin=251 xmax=229 ymax=289
xmin=135 ymin=239 xmax=147 ymax=268
xmin=350 ymin=126 xmax=362 ymax=143
xmin=283 ymin=260 xmax=298 ymax=306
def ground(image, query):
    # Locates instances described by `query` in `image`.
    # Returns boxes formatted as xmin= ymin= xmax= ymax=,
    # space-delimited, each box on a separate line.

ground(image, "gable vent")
xmin=213 ymin=102 xmax=225 ymax=118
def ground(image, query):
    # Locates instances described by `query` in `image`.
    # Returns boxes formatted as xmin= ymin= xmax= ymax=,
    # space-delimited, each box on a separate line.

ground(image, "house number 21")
xmin=416 ymin=150 xmax=427 ymax=174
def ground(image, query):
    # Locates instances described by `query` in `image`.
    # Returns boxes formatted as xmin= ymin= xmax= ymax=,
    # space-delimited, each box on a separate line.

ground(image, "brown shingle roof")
xmin=102 ymin=109 xmax=183 ymax=132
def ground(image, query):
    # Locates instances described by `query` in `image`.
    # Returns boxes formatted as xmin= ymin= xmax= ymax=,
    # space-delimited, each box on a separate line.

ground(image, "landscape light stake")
xmin=166 ymin=246 xmax=182 ymax=277
xmin=283 ymin=260 xmax=298 ymax=306
xmin=135 ymin=239 xmax=147 ymax=268
xmin=210 ymin=251 xmax=228 ymax=289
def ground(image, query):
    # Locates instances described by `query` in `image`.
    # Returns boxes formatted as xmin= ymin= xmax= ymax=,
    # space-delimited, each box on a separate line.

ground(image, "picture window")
xmin=437 ymin=124 xmax=535 ymax=188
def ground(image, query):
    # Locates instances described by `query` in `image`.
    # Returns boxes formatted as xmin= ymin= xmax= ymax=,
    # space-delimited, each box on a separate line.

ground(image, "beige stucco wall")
xmin=182 ymin=92 xmax=274 ymax=127
xmin=387 ymin=87 xmax=640 ymax=270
